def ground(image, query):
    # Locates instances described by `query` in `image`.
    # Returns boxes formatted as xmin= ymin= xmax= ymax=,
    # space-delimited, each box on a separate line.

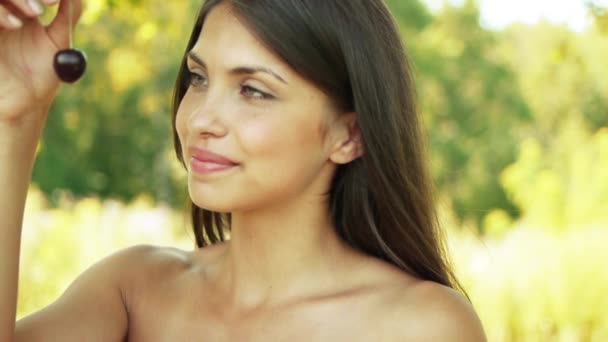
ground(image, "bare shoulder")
xmin=93 ymin=244 xmax=192 ymax=286
xmin=119 ymin=243 xmax=228 ymax=306
xmin=383 ymin=279 xmax=486 ymax=342
xmin=122 ymin=243 xmax=193 ymax=273
xmin=15 ymin=244 xmax=189 ymax=342
xmin=345 ymin=253 xmax=485 ymax=341
xmin=116 ymin=244 xmax=196 ymax=293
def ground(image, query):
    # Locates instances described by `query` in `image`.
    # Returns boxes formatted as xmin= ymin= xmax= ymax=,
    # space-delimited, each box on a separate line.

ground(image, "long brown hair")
xmin=172 ymin=0 xmax=465 ymax=293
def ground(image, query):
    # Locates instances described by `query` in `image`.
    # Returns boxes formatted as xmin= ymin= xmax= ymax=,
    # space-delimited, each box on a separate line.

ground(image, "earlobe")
xmin=328 ymin=112 xmax=363 ymax=164
xmin=329 ymin=131 xmax=364 ymax=165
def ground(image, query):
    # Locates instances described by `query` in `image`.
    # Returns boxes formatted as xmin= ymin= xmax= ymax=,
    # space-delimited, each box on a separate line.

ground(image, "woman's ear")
xmin=329 ymin=112 xmax=364 ymax=164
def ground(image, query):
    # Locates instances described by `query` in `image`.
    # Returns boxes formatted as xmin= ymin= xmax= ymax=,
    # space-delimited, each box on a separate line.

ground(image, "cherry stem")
xmin=68 ymin=0 xmax=73 ymax=48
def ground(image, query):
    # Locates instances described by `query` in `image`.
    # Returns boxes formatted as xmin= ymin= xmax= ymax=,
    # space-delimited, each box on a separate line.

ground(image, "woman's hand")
xmin=0 ymin=0 xmax=82 ymax=124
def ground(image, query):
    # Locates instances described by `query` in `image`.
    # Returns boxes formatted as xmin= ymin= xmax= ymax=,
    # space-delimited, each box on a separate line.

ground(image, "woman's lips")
xmin=190 ymin=157 xmax=238 ymax=174
xmin=188 ymin=147 xmax=239 ymax=175
xmin=189 ymin=146 xmax=238 ymax=164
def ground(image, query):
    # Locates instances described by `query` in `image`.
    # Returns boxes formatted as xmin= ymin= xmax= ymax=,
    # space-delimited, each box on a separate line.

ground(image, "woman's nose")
xmin=187 ymin=92 xmax=228 ymax=139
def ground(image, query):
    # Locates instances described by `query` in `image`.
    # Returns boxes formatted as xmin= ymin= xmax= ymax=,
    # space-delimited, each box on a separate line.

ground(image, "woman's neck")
xmin=217 ymin=196 xmax=357 ymax=310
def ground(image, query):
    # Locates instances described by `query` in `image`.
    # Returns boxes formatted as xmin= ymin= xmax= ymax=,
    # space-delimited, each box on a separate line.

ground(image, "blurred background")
xmin=18 ymin=0 xmax=608 ymax=340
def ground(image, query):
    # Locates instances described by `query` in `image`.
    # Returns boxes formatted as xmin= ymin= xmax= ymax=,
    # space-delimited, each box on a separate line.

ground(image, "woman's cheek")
xmin=175 ymin=96 xmax=195 ymax=144
xmin=238 ymin=118 xmax=291 ymax=157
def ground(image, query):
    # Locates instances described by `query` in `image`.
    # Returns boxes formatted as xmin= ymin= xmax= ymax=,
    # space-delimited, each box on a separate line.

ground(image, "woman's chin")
xmin=189 ymin=196 xmax=234 ymax=213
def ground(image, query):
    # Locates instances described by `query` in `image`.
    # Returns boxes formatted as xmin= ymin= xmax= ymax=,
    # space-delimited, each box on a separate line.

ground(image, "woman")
xmin=1 ymin=0 xmax=486 ymax=340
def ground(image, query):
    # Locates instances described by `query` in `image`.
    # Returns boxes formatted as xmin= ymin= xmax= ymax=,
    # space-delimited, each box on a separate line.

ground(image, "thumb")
xmin=46 ymin=0 xmax=83 ymax=49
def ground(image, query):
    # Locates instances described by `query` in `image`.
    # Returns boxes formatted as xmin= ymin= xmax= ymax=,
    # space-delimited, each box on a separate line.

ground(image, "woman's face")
xmin=176 ymin=3 xmax=357 ymax=212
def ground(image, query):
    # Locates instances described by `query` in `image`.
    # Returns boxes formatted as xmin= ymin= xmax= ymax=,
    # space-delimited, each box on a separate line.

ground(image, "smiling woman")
xmin=1 ymin=0 xmax=485 ymax=341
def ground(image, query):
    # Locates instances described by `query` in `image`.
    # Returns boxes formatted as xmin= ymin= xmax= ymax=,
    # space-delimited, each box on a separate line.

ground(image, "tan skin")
xmin=1 ymin=1 xmax=486 ymax=341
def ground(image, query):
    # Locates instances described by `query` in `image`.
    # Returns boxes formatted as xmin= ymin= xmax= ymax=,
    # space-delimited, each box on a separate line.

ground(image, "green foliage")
xmin=34 ymin=0 xmax=197 ymax=207
xmin=499 ymin=22 xmax=608 ymax=133
xmin=588 ymin=1 xmax=608 ymax=34
xmin=385 ymin=0 xmax=432 ymax=32
xmin=32 ymin=0 xmax=607 ymax=230
xmin=501 ymin=124 xmax=608 ymax=229
xmin=494 ymin=20 xmax=608 ymax=230
xmin=396 ymin=2 xmax=607 ymax=229
xmin=404 ymin=2 xmax=530 ymax=228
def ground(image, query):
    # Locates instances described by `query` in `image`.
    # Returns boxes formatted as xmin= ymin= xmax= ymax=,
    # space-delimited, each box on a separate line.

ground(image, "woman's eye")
xmin=188 ymin=72 xmax=208 ymax=88
xmin=240 ymin=85 xmax=274 ymax=100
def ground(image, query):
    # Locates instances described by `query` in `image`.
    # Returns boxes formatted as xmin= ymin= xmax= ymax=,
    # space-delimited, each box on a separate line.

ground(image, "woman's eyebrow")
xmin=187 ymin=51 xmax=288 ymax=85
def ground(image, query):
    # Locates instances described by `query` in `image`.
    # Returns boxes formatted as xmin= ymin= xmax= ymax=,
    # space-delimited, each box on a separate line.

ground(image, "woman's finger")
xmin=3 ymin=0 xmax=45 ymax=17
xmin=46 ymin=0 xmax=82 ymax=48
xmin=0 ymin=5 xmax=24 ymax=29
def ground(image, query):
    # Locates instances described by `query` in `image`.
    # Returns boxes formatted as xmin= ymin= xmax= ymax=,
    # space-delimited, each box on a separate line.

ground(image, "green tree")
xmin=34 ymin=0 xmax=199 ymax=206
xmin=407 ymin=1 xmax=531 ymax=229
xmin=588 ymin=1 xmax=608 ymax=34
xmin=496 ymin=20 xmax=608 ymax=229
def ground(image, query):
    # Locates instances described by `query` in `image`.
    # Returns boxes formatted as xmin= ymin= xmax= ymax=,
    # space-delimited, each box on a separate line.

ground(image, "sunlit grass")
xmin=449 ymin=224 xmax=608 ymax=341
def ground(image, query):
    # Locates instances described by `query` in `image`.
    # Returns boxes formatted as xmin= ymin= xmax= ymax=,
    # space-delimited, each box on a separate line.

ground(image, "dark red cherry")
xmin=53 ymin=48 xmax=87 ymax=83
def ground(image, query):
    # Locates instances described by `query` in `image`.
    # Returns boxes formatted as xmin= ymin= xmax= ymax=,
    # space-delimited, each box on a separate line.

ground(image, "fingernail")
xmin=7 ymin=14 xmax=23 ymax=28
xmin=28 ymin=0 xmax=43 ymax=15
